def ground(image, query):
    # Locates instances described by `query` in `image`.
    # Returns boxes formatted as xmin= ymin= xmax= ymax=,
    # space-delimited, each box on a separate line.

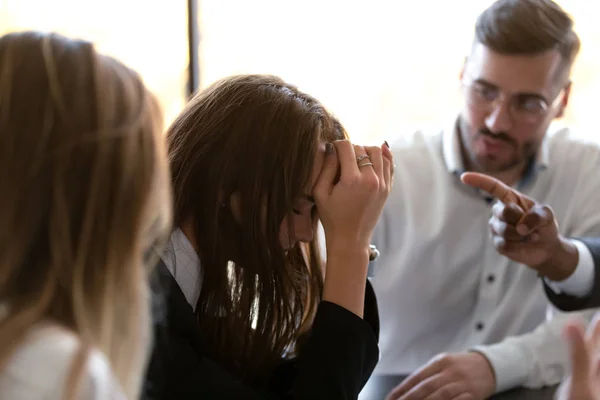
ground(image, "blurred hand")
xmin=385 ymin=352 xmax=495 ymax=400
xmin=555 ymin=317 xmax=600 ymax=400
xmin=460 ymin=172 xmax=578 ymax=281
xmin=314 ymin=140 xmax=393 ymax=252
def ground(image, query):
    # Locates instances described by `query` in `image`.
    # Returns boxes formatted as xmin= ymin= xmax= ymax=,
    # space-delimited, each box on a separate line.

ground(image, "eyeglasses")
xmin=462 ymin=77 xmax=565 ymax=124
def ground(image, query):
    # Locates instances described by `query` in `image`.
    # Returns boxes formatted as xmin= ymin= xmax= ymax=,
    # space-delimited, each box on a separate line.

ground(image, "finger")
xmin=492 ymin=201 xmax=525 ymax=225
xmin=382 ymin=153 xmax=392 ymax=191
xmin=491 ymin=236 xmax=507 ymax=254
xmin=516 ymin=204 xmax=554 ymax=236
xmin=385 ymin=361 xmax=444 ymax=399
xmin=450 ymin=394 xmax=475 ymax=400
xmin=314 ymin=143 xmax=339 ymax=196
xmin=564 ymin=320 xmax=591 ymax=390
xmin=460 ymin=172 xmax=520 ymax=204
xmin=364 ymin=146 xmax=384 ymax=182
xmin=489 ymin=218 xmax=523 ymax=242
xmin=381 ymin=142 xmax=393 ymax=188
xmin=333 ymin=140 xmax=359 ymax=180
xmin=390 ymin=373 xmax=450 ymax=400
xmin=491 ymin=201 xmax=506 ymax=220
xmin=588 ymin=314 xmax=600 ymax=356
xmin=515 ymin=192 xmax=536 ymax=211
xmin=588 ymin=316 xmax=600 ymax=380
xmin=423 ymin=382 xmax=465 ymax=400
xmin=382 ymin=141 xmax=394 ymax=175
xmin=492 ymin=238 xmax=545 ymax=255
xmin=353 ymin=144 xmax=371 ymax=173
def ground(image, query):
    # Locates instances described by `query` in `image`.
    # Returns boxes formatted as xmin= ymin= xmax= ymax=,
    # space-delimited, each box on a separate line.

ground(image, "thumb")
xmin=565 ymin=321 xmax=591 ymax=392
xmin=315 ymin=143 xmax=339 ymax=195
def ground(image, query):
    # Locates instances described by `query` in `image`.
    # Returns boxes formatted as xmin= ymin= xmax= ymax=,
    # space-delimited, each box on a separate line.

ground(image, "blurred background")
xmin=3 ymin=0 xmax=599 ymax=144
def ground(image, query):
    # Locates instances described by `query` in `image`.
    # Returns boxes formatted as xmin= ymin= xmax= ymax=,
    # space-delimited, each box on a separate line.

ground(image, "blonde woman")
xmin=0 ymin=31 xmax=171 ymax=399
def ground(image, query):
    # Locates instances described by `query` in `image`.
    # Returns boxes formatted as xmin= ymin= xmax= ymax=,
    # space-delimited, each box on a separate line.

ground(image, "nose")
xmin=484 ymin=100 xmax=513 ymax=134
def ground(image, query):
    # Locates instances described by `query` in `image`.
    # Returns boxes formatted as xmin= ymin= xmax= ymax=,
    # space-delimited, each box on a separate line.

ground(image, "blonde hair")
xmin=0 ymin=31 xmax=171 ymax=398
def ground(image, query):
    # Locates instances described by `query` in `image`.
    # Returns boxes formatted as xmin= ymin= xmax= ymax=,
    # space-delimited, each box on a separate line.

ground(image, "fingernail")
xmin=384 ymin=140 xmax=390 ymax=149
xmin=325 ymin=142 xmax=334 ymax=155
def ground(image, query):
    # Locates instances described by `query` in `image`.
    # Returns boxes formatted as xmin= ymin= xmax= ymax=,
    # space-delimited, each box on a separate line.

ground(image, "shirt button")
xmin=487 ymin=274 xmax=495 ymax=283
xmin=476 ymin=322 xmax=484 ymax=331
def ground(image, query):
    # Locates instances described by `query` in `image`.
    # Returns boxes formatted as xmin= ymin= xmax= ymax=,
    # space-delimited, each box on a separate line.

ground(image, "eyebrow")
xmin=473 ymin=78 xmax=549 ymax=103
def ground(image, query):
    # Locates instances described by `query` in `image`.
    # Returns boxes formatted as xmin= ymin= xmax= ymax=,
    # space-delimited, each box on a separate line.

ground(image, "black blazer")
xmin=143 ymin=260 xmax=380 ymax=399
xmin=544 ymin=237 xmax=600 ymax=311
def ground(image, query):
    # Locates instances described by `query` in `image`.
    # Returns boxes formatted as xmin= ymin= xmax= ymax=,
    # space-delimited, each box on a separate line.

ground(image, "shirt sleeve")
xmin=472 ymin=308 xmax=597 ymax=393
xmin=544 ymin=239 xmax=595 ymax=297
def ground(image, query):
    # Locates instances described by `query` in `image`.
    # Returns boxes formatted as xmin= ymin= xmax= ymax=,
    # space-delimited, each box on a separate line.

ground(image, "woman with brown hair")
xmin=0 ymin=31 xmax=171 ymax=399
xmin=147 ymin=74 xmax=393 ymax=398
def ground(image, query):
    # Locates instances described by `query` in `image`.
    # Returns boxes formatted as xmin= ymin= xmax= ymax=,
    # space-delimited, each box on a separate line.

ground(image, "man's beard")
xmin=459 ymin=120 xmax=537 ymax=173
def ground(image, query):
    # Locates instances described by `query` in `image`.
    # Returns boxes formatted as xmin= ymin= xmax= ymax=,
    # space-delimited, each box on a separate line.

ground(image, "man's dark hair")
xmin=475 ymin=0 xmax=580 ymax=79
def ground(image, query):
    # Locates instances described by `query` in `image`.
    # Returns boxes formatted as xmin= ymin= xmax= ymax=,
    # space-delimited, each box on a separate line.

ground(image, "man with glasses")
xmin=370 ymin=0 xmax=600 ymax=398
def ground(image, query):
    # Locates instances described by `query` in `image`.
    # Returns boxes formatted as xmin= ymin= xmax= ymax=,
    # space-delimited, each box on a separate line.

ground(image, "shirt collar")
xmin=161 ymin=228 xmax=202 ymax=310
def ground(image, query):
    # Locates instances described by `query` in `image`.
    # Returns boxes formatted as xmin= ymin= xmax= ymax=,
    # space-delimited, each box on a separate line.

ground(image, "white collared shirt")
xmin=161 ymin=228 xmax=202 ymax=310
xmin=370 ymin=119 xmax=600 ymax=392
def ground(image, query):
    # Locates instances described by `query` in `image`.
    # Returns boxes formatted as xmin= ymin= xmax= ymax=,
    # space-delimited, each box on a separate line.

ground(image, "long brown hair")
xmin=0 ymin=31 xmax=171 ymax=398
xmin=167 ymin=74 xmax=345 ymax=383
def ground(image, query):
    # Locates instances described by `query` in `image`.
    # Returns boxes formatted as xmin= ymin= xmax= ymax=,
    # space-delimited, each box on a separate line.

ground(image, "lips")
xmin=480 ymin=136 xmax=508 ymax=155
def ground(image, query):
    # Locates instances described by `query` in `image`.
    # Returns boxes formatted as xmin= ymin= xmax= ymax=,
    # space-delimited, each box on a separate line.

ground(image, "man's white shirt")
xmin=368 ymin=120 xmax=600 ymax=392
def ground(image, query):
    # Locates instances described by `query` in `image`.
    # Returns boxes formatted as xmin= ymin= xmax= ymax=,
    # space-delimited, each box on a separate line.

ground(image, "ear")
xmin=554 ymin=81 xmax=572 ymax=119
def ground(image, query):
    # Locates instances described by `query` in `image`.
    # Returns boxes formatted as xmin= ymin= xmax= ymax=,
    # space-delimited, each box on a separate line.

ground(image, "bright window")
xmin=3 ymin=1 xmax=598 ymax=144
xmin=198 ymin=0 xmax=600 ymax=144
xmin=1 ymin=0 xmax=189 ymax=126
